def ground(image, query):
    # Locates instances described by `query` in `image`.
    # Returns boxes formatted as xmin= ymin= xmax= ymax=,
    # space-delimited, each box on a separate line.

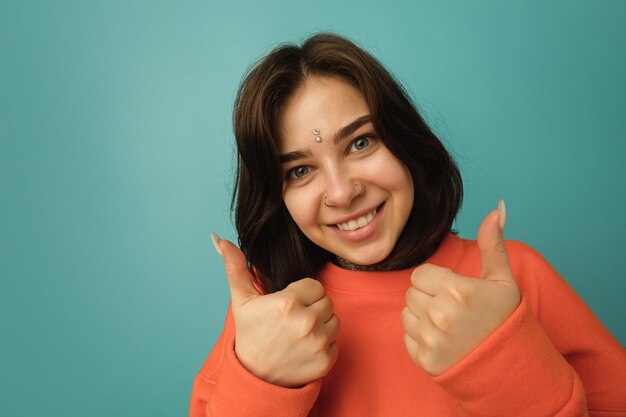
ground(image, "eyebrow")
xmin=279 ymin=114 xmax=373 ymax=164
xmin=279 ymin=149 xmax=312 ymax=164
xmin=332 ymin=115 xmax=372 ymax=145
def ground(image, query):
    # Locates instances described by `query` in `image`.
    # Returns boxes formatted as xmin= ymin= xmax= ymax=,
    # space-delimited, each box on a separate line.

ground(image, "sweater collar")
xmin=317 ymin=233 xmax=466 ymax=295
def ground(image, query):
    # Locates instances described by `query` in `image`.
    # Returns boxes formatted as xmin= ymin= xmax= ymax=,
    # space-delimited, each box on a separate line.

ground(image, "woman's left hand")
xmin=401 ymin=201 xmax=521 ymax=376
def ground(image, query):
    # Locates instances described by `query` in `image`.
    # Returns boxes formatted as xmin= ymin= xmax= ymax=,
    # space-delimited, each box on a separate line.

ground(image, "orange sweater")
xmin=190 ymin=234 xmax=626 ymax=416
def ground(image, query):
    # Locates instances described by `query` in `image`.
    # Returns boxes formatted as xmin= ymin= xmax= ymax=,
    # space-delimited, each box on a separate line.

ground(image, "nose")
xmin=323 ymin=170 xmax=364 ymax=208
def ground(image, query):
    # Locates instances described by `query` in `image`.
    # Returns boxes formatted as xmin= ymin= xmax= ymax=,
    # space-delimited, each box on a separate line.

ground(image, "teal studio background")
xmin=1 ymin=1 xmax=625 ymax=416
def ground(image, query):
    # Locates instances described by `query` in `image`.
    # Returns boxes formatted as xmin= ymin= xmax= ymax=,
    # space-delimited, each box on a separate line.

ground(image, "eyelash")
xmin=349 ymin=134 xmax=375 ymax=153
xmin=285 ymin=134 xmax=377 ymax=181
xmin=287 ymin=165 xmax=310 ymax=180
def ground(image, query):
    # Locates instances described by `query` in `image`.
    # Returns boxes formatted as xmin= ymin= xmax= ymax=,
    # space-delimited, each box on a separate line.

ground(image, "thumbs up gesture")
xmin=212 ymin=234 xmax=340 ymax=388
xmin=401 ymin=200 xmax=521 ymax=375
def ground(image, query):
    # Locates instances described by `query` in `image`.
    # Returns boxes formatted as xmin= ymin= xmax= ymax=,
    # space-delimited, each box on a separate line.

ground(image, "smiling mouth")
xmin=336 ymin=206 xmax=380 ymax=231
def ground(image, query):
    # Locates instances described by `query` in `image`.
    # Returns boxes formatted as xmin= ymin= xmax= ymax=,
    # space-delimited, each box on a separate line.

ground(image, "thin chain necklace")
xmin=335 ymin=256 xmax=418 ymax=272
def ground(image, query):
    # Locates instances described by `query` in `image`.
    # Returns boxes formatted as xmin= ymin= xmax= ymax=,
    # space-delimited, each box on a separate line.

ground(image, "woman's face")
xmin=279 ymin=76 xmax=414 ymax=265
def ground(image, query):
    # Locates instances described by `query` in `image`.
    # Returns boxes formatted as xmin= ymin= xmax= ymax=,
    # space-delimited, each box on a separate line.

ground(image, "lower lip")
xmin=331 ymin=204 xmax=384 ymax=243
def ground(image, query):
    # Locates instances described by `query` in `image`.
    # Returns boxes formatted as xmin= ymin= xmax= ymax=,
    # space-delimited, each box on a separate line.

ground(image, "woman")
xmin=190 ymin=33 xmax=626 ymax=416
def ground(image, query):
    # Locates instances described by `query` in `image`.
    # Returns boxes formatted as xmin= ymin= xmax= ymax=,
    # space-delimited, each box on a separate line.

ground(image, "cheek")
xmin=400 ymin=168 xmax=415 ymax=209
xmin=377 ymin=158 xmax=414 ymax=218
xmin=283 ymin=189 xmax=319 ymax=230
xmin=399 ymin=173 xmax=415 ymax=223
xmin=374 ymin=155 xmax=414 ymax=195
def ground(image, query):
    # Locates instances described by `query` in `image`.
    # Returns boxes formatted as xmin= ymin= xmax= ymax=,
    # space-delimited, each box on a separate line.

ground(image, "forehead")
xmin=279 ymin=76 xmax=369 ymax=150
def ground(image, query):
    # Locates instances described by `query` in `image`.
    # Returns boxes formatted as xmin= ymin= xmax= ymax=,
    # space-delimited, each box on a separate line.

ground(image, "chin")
xmin=340 ymin=248 xmax=391 ymax=267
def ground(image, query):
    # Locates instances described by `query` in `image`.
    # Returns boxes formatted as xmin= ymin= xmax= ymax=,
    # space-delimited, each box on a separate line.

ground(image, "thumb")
xmin=211 ymin=232 xmax=261 ymax=304
xmin=477 ymin=200 xmax=513 ymax=281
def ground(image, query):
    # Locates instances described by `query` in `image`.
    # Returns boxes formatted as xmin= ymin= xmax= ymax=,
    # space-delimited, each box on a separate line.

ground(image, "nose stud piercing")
xmin=313 ymin=129 xmax=322 ymax=143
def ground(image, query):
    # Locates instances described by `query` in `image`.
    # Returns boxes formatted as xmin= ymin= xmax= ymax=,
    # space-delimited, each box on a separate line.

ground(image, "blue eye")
xmin=289 ymin=165 xmax=310 ymax=179
xmin=350 ymin=136 xmax=371 ymax=152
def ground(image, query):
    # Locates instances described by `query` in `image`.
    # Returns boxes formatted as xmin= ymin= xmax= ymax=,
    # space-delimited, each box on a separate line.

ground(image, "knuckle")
xmin=321 ymin=295 xmax=334 ymax=312
xmin=406 ymin=347 xmax=419 ymax=365
xmin=309 ymin=336 xmax=327 ymax=354
xmin=313 ymin=342 xmax=338 ymax=378
xmin=447 ymin=281 xmax=473 ymax=305
xmin=275 ymin=293 xmax=298 ymax=315
xmin=302 ymin=277 xmax=324 ymax=293
xmin=421 ymin=357 xmax=442 ymax=376
xmin=331 ymin=314 xmax=340 ymax=333
xmin=405 ymin=287 xmax=416 ymax=305
xmin=410 ymin=266 xmax=425 ymax=284
xmin=420 ymin=329 xmax=442 ymax=350
xmin=400 ymin=307 xmax=413 ymax=328
xmin=404 ymin=336 xmax=421 ymax=364
xmin=326 ymin=295 xmax=334 ymax=310
xmin=495 ymin=243 xmax=508 ymax=255
xmin=415 ymin=345 xmax=444 ymax=374
xmin=400 ymin=309 xmax=408 ymax=329
xmin=296 ymin=314 xmax=317 ymax=336
xmin=324 ymin=342 xmax=339 ymax=366
xmin=324 ymin=315 xmax=340 ymax=340
xmin=428 ymin=309 xmax=451 ymax=332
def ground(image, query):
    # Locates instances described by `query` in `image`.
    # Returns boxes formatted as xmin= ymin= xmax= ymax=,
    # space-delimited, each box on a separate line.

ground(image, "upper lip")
xmin=328 ymin=204 xmax=381 ymax=225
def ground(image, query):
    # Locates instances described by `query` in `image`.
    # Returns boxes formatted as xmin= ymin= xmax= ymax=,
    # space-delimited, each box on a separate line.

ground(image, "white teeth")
xmin=336 ymin=208 xmax=377 ymax=231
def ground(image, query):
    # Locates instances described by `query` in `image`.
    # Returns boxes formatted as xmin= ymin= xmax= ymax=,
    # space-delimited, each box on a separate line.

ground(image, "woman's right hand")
xmin=213 ymin=235 xmax=340 ymax=388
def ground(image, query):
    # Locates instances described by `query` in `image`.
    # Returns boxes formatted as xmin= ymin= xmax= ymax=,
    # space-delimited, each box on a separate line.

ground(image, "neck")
xmin=335 ymin=256 xmax=417 ymax=272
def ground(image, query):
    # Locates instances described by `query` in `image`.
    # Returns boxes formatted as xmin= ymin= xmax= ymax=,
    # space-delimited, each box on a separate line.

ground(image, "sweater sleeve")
xmin=189 ymin=304 xmax=321 ymax=417
xmin=431 ymin=240 xmax=626 ymax=417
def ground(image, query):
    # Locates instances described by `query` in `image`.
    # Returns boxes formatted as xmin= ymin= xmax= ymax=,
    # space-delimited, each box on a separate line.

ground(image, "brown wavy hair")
xmin=232 ymin=33 xmax=463 ymax=293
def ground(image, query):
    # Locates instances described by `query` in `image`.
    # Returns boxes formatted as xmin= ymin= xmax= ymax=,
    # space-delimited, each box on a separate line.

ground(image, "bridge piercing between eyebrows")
xmin=313 ymin=129 xmax=322 ymax=143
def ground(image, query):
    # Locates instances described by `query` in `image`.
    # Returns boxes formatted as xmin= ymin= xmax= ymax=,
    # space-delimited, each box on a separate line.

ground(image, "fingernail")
xmin=211 ymin=232 xmax=223 ymax=257
xmin=497 ymin=199 xmax=506 ymax=232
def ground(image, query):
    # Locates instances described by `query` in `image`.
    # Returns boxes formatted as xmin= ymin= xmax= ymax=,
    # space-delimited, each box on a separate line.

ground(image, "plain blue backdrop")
xmin=1 ymin=1 xmax=624 ymax=416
